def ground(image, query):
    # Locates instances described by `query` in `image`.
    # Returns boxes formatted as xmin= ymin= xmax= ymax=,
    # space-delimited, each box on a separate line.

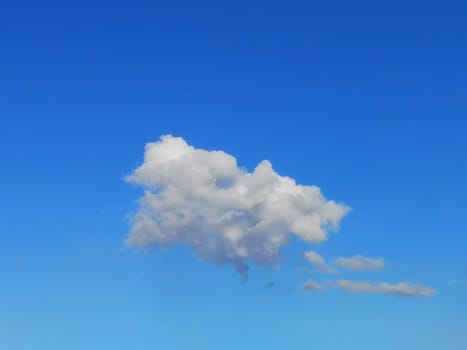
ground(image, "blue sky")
xmin=1 ymin=1 xmax=467 ymax=349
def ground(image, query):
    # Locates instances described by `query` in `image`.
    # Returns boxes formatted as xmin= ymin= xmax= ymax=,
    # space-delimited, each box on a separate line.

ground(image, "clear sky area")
xmin=1 ymin=1 xmax=467 ymax=349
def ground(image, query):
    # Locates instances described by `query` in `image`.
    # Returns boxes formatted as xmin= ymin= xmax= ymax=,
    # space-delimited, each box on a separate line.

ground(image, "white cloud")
xmin=304 ymin=251 xmax=325 ymax=265
xmin=303 ymin=279 xmax=324 ymax=292
xmin=303 ymin=251 xmax=336 ymax=274
xmin=334 ymin=255 xmax=384 ymax=271
xmin=125 ymin=135 xmax=350 ymax=279
xmin=336 ymin=280 xmax=435 ymax=297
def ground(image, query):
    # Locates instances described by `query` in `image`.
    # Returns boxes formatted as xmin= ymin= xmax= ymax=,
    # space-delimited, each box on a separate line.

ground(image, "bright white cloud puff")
xmin=125 ymin=135 xmax=350 ymax=279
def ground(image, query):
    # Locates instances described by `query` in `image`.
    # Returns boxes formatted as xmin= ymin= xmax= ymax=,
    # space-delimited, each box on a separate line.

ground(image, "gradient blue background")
xmin=1 ymin=1 xmax=466 ymax=349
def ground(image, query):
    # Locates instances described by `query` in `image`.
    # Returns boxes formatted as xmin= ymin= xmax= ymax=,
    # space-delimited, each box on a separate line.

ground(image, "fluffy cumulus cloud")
xmin=303 ymin=279 xmax=324 ymax=292
xmin=126 ymin=135 xmax=350 ymax=279
xmin=336 ymin=280 xmax=435 ymax=297
xmin=334 ymin=255 xmax=384 ymax=271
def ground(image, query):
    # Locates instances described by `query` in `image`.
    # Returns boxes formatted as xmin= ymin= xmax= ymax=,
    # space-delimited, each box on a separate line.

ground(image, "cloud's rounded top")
xmin=126 ymin=135 xmax=350 ymax=278
xmin=127 ymin=135 xmax=239 ymax=191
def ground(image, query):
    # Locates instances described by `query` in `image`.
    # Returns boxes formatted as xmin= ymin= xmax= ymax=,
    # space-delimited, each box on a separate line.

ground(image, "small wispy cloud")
xmin=444 ymin=279 xmax=467 ymax=287
xmin=303 ymin=251 xmax=336 ymax=274
xmin=303 ymin=279 xmax=324 ymax=292
xmin=304 ymin=251 xmax=325 ymax=265
xmin=334 ymin=255 xmax=384 ymax=271
xmin=336 ymin=280 xmax=435 ymax=297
